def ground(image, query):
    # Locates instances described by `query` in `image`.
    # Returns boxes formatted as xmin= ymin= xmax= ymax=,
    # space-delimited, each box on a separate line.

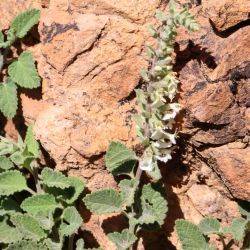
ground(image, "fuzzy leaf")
xmin=11 ymin=9 xmax=40 ymax=38
xmin=119 ymin=179 xmax=139 ymax=207
xmin=0 ymin=170 xmax=28 ymax=196
xmin=0 ymin=79 xmax=18 ymax=119
xmin=24 ymin=125 xmax=40 ymax=157
xmin=44 ymin=239 xmax=62 ymax=250
xmin=147 ymin=25 xmax=158 ymax=37
xmin=21 ymin=193 xmax=59 ymax=215
xmin=198 ymin=217 xmax=221 ymax=235
xmin=76 ymin=239 xmax=85 ymax=250
xmin=108 ymin=229 xmax=137 ymax=250
xmin=0 ymin=218 xmax=23 ymax=243
xmin=105 ymin=141 xmax=137 ymax=176
xmin=83 ymin=189 xmax=123 ymax=214
xmin=138 ymin=184 xmax=167 ymax=226
xmin=59 ymin=206 xmax=83 ymax=239
xmin=0 ymin=156 xmax=15 ymax=170
xmin=34 ymin=211 xmax=54 ymax=231
xmin=65 ymin=176 xmax=85 ymax=204
xmin=45 ymin=176 xmax=85 ymax=204
xmin=8 ymin=51 xmax=41 ymax=89
xmin=155 ymin=9 xmax=166 ymax=22
xmin=224 ymin=218 xmax=248 ymax=241
xmin=11 ymin=214 xmax=46 ymax=241
xmin=176 ymin=219 xmax=213 ymax=250
xmin=10 ymin=151 xmax=26 ymax=165
xmin=6 ymin=240 xmax=47 ymax=250
xmin=41 ymin=167 xmax=71 ymax=189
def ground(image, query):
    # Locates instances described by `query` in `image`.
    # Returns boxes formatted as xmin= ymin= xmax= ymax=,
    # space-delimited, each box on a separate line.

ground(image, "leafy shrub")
xmin=0 ymin=9 xmax=41 ymax=119
xmin=176 ymin=205 xmax=250 ymax=250
xmin=0 ymin=127 xmax=85 ymax=249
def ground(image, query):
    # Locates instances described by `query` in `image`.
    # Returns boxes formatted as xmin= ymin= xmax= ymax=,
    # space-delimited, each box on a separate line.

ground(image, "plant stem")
xmin=26 ymin=187 xmax=36 ymax=195
xmin=224 ymin=239 xmax=235 ymax=250
xmin=68 ymin=234 xmax=75 ymax=250
xmin=32 ymin=161 xmax=43 ymax=193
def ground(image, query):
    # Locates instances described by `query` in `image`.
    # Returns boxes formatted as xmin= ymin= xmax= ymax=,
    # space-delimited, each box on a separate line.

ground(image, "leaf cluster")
xmin=0 ymin=127 xmax=86 ymax=250
xmin=83 ymin=142 xmax=168 ymax=250
xmin=176 ymin=206 xmax=250 ymax=250
xmin=0 ymin=9 xmax=41 ymax=119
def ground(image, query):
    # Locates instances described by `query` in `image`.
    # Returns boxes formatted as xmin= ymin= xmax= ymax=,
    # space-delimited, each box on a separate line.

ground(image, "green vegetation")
xmin=0 ymin=9 xmax=41 ymax=119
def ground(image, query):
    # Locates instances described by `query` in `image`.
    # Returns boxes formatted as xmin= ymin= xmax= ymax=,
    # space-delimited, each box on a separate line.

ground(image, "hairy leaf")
xmin=0 ymin=170 xmax=28 ymax=196
xmin=119 ymin=179 xmax=139 ymax=207
xmin=24 ymin=125 xmax=40 ymax=157
xmin=0 ymin=80 xmax=18 ymax=118
xmin=198 ymin=217 xmax=220 ymax=235
xmin=6 ymin=240 xmax=47 ymax=250
xmin=83 ymin=189 xmax=122 ymax=214
xmin=0 ymin=218 xmax=23 ymax=243
xmin=105 ymin=142 xmax=137 ymax=176
xmin=224 ymin=218 xmax=248 ymax=241
xmin=108 ymin=229 xmax=137 ymax=250
xmin=8 ymin=51 xmax=41 ymax=89
xmin=138 ymin=184 xmax=167 ymax=226
xmin=11 ymin=214 xmax=46 ymax=240
xmin=41 ymin=167 xmax=71 ymax=189
xmin=59 ymin=206 xmax=83 ymax=239
xmin=21 ymin=193 xmax=59 ymax=215
xmin=11 ymin=9 xmax=40 ymax=38
xmin=176 ymin=219 xmax=213 ymax=250
xmin=0 ymin=156 xmax=15 ymax=170
xmin=34 ymin=211 xmax=54 ymax=231
xmin=44 ymin=239 xmax=62 ymax=250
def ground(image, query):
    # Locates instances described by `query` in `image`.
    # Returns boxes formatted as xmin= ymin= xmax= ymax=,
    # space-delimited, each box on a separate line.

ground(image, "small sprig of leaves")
xmin=0 ymin=127 xmax=85 ymax=250
xmin=175 ymin=204 xmax=250 ymax=250
xmin=0 ymin=9 xmax=41 ymax=119
xmin=135 ymin=0 xmax=199 ymax=177
xmin=83 ymin=142 xmax=168 ymax=250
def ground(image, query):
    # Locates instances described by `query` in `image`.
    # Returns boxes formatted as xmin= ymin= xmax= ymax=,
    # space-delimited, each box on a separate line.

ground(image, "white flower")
xmin=139 ymin=157 xmax=153 ymax=171
xmin=164 ymin=119 xmax=175 ymax=129
xmin=153 ymin=141 xmax=172 ymax=148
xmin=156 ymin=154 xmax=172 ymax=163
xmin=156 ymin=149 xmax=172 ymax=163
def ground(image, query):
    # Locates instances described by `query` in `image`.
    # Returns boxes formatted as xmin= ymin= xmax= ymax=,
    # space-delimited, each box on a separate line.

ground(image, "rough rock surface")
xmin=1 ymin=0 xmax=249 ymax=249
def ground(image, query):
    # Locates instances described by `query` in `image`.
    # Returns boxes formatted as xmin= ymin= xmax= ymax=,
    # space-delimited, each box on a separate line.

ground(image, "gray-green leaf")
xmin=198 ymin=217 xmax=220 ymax=235
xmin=8 ymin=51 xmax=41 ymax=89
xmin=176 ymin=219 xmax=213 ymax=250
xmin=83 ymin=189 xmax=123 ymax=214
xmin=21 ymin=193 xmax=59 ymax=215
xmin=105 ymin=142 xmax=137 ymax=176
xmin=138 ymin=184 xmax=167 ymax=226
xmin=0 ymin=170 xmax=28 ymax=196
xmin=119 ymin=179 xmax=139 ymax=207
xmin=0 ymin=80 xmax=18 ymax=119
xmin=108 ymin=229 xmax=137 ymax=250
xmin=11 ymin=9 xmax=40 ymax=38
xmin=223 ymin=218 xmax=248 ymax=241
xmin=11 ymin=213 xmax=46 ymax=241
xmin=24 ymin=125 xmax=40 ymax=157
xmin=6 ymin=240 xmax=47 ymax=250
xmin=41 ymin=167 xmax=71 ymax=189
xmin=59 ymin=206 xmax=83 ymax=239
xmin=0 ymin=218 xmax=23 ymax=243
xmin=0 ymin=156 xmax=15 ymax=170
